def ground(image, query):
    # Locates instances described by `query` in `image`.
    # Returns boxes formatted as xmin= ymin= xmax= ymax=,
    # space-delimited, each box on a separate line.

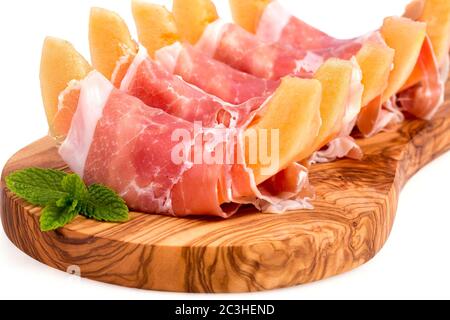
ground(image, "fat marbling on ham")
xmin=58 ymin=71 xmax=313 ymax=217
xmin=119 ymin=47 xmax=266 ymax=128
xmin=155 ymin=42 xmax=280 ymax=104
xmin=191 ymin=23 xmax=365 ymax=162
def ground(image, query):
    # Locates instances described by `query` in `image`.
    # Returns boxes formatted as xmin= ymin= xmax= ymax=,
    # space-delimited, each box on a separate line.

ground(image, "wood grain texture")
xmin=1 ymin=78 xmax=449 ymax=293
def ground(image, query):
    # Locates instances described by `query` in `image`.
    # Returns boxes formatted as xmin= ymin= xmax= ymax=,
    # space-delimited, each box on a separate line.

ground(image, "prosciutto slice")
xmin=257 ymin=1 xmax=362 ymax=55
xmin=255 ymin=1 xmax=447 ymax=132
xmin=196 ymin=20 xmax=327 ymax=80
xmin=155 ymin=42 xmax=279 ymax=104
xmin=119 ymin=48 xmax=264 ymax=128
xmin=194 ymin=23 xmax=365 ymax=161
xmin=59 ymin=71 xmax=313 ymax=217
xmin=397 ymin=37 xmax=445 ymax=120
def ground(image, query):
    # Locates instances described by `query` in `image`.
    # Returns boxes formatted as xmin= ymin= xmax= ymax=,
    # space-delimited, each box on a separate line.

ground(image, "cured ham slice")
xmin=192 ymin=16 xmax=396 ymax=138
xmin=196 ymin=20 xmax=324 ymax=80
xmin=89 ymin=8 xmax=324 ymax=184
xmin=397 ymin=37 xmax=444 ymax=120
xmin=133 ymin=3 xmax=363 ymax=163
xmin=42 ymin=37 xmax=322 ymax=217
xmin=58 ymin=71 xmax=313 ymax=217
xmin=119 ymin=47 xmax=263 ymax=128
xmin=117 ymin=48 xmax=324 ymax=182
xmin=246 ymin=1 xmax=446 ymax=133
xmin=155 ymin=42 xmax=279 ymax=104
xmin=399 ymin=0 xmax=450 ymax=119
xmin=228 ymin=0 xmax=444 ymax=136
xmin=155 ymin=42 xmax=363 ymax=162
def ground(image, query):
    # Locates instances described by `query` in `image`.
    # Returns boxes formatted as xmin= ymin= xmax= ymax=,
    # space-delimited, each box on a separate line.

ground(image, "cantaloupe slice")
xmin=356 ymin=43 xmax=395 ymax=106
xmin=132 ymin=0 xmax=180 ymax=57
xmin=89 ymin=7 xmax=137 ymax=80
xmin=311 ymin=58 xmax=353 ymax=150
xmin=417 ymin=0 xmax=450 ymax=66
xmin=229 ymin=0 xmax=272 ymax=33
xmin=40 ymin=37 xmax=92 ymax=138
xmin=402 ymin=0 xmax=450 ymax=89
xmin=380 ymin=17 xmax=427 ymax=102
xmin=196 ymin=0 xmax=396 ymax=109
xmin=246 ymin=77 xmax=322 ymax=183
xmin=172 ymin=0 xmax=219 ymax=44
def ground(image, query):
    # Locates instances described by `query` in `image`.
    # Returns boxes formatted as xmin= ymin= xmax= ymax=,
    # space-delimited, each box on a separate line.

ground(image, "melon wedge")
xmin=40 ymin=37 xmax=92 ymax=138
xmin=172 ymin=0 xmax=219 ymax=44
xmin=132 ymin=0 xmax=180 ymax=57
xmin=229 ymin=0 xmax=272 ymax=33
xmin=418 ymin=0 xmax=450 ymax=66
xmin=89 ymin=7 xmax=137 ymax=80
xmin=380 ymin=17 xmax=426 ymax=102
xmin=312 ymin=59 xmax=353 ymax=150
xmin=246 ymin=77 xmax=322 ymax=184
xmin=356 ymin=42 xmax=395 ymax=106
xmin=402 ymin=0 xmax=450 ymax=89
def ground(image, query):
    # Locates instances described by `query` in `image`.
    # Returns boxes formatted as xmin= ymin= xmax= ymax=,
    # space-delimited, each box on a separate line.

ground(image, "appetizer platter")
xmin=1 ymin=0 xmax=449 ymax=292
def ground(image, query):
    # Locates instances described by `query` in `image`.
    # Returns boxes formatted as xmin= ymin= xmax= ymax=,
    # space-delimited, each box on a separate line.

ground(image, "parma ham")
xmin=155 ymin=42 xmax=279 ymax=104
xmin=57 ymin=71 xmax=314 ymax=217
xmin=248 ymin=1 xmax=448 ymax=134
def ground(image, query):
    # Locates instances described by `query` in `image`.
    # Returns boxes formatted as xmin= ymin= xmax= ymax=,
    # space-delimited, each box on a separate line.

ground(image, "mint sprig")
xmin=6 ymin=168 xmax=129 ymax=232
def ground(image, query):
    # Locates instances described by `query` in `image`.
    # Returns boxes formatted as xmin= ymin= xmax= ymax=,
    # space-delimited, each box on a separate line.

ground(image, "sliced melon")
xmin=402 ymin=0 xmax=450 ymax=89
xmin=312 ymin=58 xmax=353 ymax=150
xmin=246 ymin=77 xmax=322 ymax=184
xmin=419 ymin=0 xmax=450 ymax=66
xmin=172 ymin=0 xmax=219 ymax=44
xmin=89 ymin=7 xmax=137 ymax=80
xmin=229 ymin=0 xmax=272 ymax=33
xmin=380 ymin=17 xmax=426 ymax=102
xmin=132 ymin=0 xmax=180 ymax=57
xmin=356 ymin=42 xmax=395 ymax=106
xmin=40 ymin=37 xmax=92 ymax=138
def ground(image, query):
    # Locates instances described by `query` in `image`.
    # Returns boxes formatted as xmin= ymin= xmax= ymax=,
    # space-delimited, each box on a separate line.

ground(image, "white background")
xmin=0 ymin=0 xmax=449 ymax=300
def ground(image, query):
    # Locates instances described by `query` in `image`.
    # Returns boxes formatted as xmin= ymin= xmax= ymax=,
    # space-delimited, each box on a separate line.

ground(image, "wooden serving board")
xmin=1 ymin=79 xmax=450 ymax=293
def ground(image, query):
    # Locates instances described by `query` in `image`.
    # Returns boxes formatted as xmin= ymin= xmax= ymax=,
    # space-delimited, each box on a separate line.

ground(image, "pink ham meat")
xmin=155 ymin=42 xmax=279 ymax=104
xmin=193 ymin=21 xmax=365 ymax=161
xmin=256 ymin=1 xmax=362 ymax=55
xmin=196 ymin=20 xmax=325 ymax=80
xmin=154 ymin=42 xmax=364 ymax=163
xmin=397 ymin=37 xmax=445 ymax=120
xmin=256 ymin=1 xmax=446 ymax=128
xmin=119 ymin=48 xmax=265 ymax=128
xmin=59 ymin=71 xmax=312 ymax=217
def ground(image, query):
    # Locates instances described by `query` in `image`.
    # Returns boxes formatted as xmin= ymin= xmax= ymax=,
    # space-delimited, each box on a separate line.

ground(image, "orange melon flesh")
xmin=229 ymin=0 xmax=272 ymax=33
xmin=246 ymin=77 xmax=322 ymax=184
xmin=419 ymin=0 xmax=450 ymax=66
xmin=132 ymin=0 xmax=180 ymax=57
xmin=40 ymin=37 xmax=92 ymax=138
xmin=380 ymin=17 xmax=427 ymax=102
xmin=172 ymin=0 xmax=219 ymax=44
xmin=356 ymin=43 xmax=395 ymax=106
xmin=89 ymin=7 xmax=137 ymax=80
xmin=402 ymin=0 xmax=450 ymax=89
xmin=312 ymin=58 xmax=353 ymax=150
xmin=194 ymin=0 xmax=395 ymax=109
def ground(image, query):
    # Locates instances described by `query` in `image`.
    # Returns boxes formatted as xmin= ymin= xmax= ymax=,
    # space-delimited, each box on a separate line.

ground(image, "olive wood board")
xmin=1 ymin=78 xmax=449 ymax=293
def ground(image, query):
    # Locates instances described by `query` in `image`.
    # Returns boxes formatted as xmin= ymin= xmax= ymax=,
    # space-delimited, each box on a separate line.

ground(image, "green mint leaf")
xmin=61 ymin=174 xmax=88 ymax=202
xmin=84 ymin=184 xmax=129 ymax=222
xmin=5 ymin=168 xmax=68 ymax=206
xmin=39 ymin=201 xmax=79 ymax=232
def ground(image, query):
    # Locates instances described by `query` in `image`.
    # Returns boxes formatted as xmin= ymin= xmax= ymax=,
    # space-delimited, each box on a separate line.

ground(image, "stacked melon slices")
xmin=39 ymin=0 xmax=450 ymax=216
